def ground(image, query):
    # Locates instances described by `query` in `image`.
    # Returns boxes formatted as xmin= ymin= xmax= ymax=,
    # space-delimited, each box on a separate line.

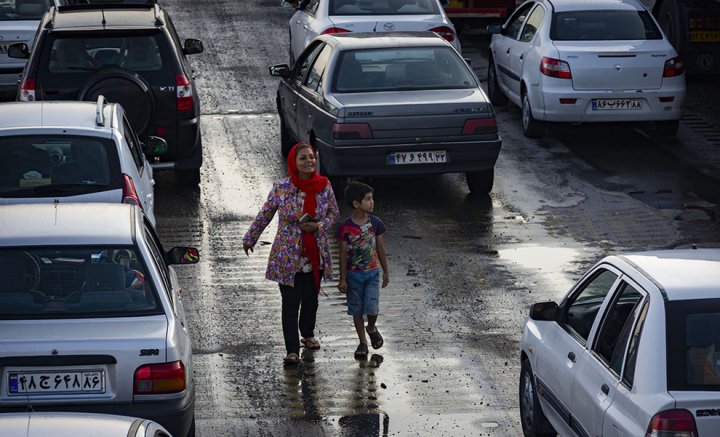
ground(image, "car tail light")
xmin=332 ymin=122 xmax=373 ymax=139
xmin=429 ymin=26 xmax=456 ymax=43
xmin=19 ymin=77 xmax=36 ymax=102
xmin=540 ymin=57 xmax=572 ymax=79
xmin=462 ymin=118 xmax=497 ymax=135
xmin=645 ymin=409 xmax=697 ymax=437
xmin=321 ymin=27 xmax=351 ymax=35
xmin=559 ymin=98 xmax=577 ymax=104
xmin=176 ymin=74 xmax=194 ymax=111
xmin=134 ymin=361 xmax=186 ymax=394
xmin=122 ymin=174 xmax=142 ymax=209
xmin=663 ymin=57 xmax=685 ymax=77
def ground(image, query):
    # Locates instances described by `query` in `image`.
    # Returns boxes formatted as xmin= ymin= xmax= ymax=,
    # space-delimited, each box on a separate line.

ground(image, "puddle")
xmin=497 ymin=245 xmax=579 ymax=274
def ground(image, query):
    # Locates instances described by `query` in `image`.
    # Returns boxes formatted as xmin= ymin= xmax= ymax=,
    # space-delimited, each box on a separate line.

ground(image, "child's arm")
xmin=376 ymin=234 xmax=389 ymax=288
xmin=338 ymin=240 xmax=348 ymax=293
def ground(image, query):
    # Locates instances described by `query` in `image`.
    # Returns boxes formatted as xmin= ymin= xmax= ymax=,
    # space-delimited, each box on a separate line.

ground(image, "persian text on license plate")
xmin=388 ymin=150 xmax=447 ymax=165
xmin=592 ymin=99 xmax=642 ymax=110
xmin=8 ymin=370 xmax=105 ymax=395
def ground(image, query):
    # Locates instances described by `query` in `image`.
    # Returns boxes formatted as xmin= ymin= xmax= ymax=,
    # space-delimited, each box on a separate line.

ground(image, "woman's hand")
xmin=243 ymin=244 xmax=254 ymax=256
xmin=300 ymin=221 xmax=319 ymax=233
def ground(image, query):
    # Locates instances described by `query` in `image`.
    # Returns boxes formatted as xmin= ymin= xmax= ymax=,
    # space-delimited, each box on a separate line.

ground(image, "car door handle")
xmin=567 ymin=352 xmax=576 ymax=362
xmin=601 ymin=383 xmax=609 ymax=395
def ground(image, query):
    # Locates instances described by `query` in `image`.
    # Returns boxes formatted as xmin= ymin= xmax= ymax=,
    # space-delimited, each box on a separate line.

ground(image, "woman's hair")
xmin=344 ymin=180 xmax=373 ymax=208
xmin=293 ymin=142 xmax=313 ymax=158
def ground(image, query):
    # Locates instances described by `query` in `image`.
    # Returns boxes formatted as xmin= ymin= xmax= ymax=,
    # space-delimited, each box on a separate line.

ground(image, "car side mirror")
xmin=183 ymin=39 xmax=204 ymax=55
xmin=166 ymin=247 xmax=200 ymax=265
xmin=8 ymin=43 xmax=30 ymax=59
xmin=143 ymin=136 xmax=168 ymax=157
xmin=529 ymin=301 xmax=558 ymax=321
xmin=464 ymin=57 xmax=472 ymax=67
xmin=486 ymin=24 xmax=502 ymax=35
xmin=269 ymin=64 xmax=291 ymax=78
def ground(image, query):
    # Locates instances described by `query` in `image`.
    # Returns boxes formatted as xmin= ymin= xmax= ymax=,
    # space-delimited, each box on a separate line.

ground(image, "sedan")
xmin=271 ymin=32 xmax=501 ymax=194
xmin=488 ymin=0 xmax=685 ymax=138
xmin=0 ymin=412 xmax=171 ymax=437
xmin=288 ymin=0 xmax=461 ymax=65
xmin=520 ymin=248 xmax=720 ymax=437
xmin=0 ymin=203 xmax=199 ymax=437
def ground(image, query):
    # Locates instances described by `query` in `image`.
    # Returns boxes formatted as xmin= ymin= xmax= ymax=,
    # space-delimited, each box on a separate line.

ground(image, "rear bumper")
xmin=315 ymin=137 xmax=501 ymax=177
xmin=148 ymin=116 xmax=202 ymax=170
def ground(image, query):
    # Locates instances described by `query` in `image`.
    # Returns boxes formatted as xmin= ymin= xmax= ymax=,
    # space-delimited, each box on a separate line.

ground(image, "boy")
xmin=336 ymin=181 xmax=389 ymax=358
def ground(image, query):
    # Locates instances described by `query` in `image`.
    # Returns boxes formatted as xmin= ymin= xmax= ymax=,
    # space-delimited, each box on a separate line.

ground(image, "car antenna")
xmin=373 ymin=21 xmax=378 ymax=32
xmin=101 ymin=8 xmax=107 ymax=29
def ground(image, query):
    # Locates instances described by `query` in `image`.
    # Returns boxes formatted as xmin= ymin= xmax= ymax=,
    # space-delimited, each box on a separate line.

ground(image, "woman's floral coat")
xmin=243 ymin=177 xmax=339 ymax=287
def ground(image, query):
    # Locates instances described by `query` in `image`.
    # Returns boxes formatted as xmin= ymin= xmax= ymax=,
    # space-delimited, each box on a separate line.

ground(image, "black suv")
xmin=8 ymin=2 xmax=204 ymax=186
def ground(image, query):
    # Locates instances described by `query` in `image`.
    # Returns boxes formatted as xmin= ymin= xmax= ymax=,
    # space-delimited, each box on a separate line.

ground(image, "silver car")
xmin=0 ymin=412 xmax=171 ymax=437
xmin=271 ymin=31 xmax=501 ymax=194
xmin=0 ymin=203 xmax=199 ymax=437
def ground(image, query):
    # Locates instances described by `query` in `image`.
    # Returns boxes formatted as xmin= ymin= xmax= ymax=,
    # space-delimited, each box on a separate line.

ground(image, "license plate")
xmin=591 ymin=99 xmax=642 ymax=110
xmin=690 ymin=31 xmax=720 ymax=43
xmin=8 ymin=370 xmax=105 ymax=395
xmin=388 ymin=150 xmax=447 ymax=165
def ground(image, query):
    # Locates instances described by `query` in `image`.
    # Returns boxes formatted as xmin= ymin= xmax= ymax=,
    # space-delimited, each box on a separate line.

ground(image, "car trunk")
xmin=0 ymin=316 xmax=167 ymax=404
xmin=670 ymin=392 xmax=720 ymax=435
xmin=0 ymin=190 xmax=122 ymax=205
xmin=553 ymin=40 xmax=674 ymax=91
xmin=335 ymin=89 xmax=492 ymax=139
xmin=328 ymin=14 xmax=446 ymax=33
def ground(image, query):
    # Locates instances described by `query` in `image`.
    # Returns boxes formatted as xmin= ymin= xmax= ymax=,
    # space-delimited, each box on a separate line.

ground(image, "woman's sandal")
xmin=300 ymin=337 xmax=321 ymax=350
xmin=283 ymin=353 xmax=300 ymax=365
xmin=354 ymin=343 xmax=369 ymax=359
xmin=366 ymin=327 xmax=384 ymax=349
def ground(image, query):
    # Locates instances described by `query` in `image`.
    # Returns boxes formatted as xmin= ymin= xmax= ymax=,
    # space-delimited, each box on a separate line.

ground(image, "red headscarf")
xmin=287 ymin=142 xmax=329 ymax=292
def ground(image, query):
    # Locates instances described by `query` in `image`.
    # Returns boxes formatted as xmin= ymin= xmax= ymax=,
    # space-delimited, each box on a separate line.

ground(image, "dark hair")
xmin=344 ymin=180 xmax=374 ymax=208
xmin=293 ymin=142 xmax=313 ymax=158
xmin=114 ymin=250 xmax=131 ymax=262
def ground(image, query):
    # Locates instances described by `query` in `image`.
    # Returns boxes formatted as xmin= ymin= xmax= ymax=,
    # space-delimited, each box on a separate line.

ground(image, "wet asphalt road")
xmin=144 ymin=1 xmax=720 ymax=436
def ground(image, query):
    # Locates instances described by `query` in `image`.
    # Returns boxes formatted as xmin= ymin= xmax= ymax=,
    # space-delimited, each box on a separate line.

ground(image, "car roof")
xmin=48 ymin=6 xmax=162 ymax=31
xmin=615 ymin=249 xmax=720 ymax=300
xmin=0 ymin=203 xmax=137 ymax=247
xmin=0 ymin=101 xmax=115 ymax=130
xmin=322 ymin=31 xmax=451 ymax=50
xmin=546 ymin=0 xmax=644 ymax=13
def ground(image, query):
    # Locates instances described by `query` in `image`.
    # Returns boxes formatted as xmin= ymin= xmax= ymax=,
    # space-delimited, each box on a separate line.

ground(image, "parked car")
xmin=0 ymin=96 xmax=166 ymax=226
xmin=487 ymin=0 xmax=686 ymax=138
xmin=289 ymin=0 xmax=461 ymax=65
xmin=7 ymin=1 xmax=204 ymax=186
xmin=0 ymin=203 xmax=199 ymax=437
xmin=0 ymin=412 xmax=171 ymax=437
xmin=271 ymin=32 xmax=501 ymax=194
xmin=520 ymin=248 xmax=720 ymax=437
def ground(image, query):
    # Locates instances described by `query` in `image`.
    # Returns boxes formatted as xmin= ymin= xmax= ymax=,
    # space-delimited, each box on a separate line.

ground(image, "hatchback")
xmin=520 ymin=248 xmax=720 ymax=437
xmin=0 ymin=96 xmax=166 ymax=226
xmin=487 ymin=0 xmax=685 ymax=138
xmin=0 ymin=203 xmax=199 ymax=437
xmin=289 ymin=0 xmax=461 ymax=65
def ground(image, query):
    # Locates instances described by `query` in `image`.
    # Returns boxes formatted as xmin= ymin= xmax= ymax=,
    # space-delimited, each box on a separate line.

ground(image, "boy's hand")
xmin=382 ymin=271 xmax=389 ymax=288
xmin=337 ymin=279 xmax=347 ymax=293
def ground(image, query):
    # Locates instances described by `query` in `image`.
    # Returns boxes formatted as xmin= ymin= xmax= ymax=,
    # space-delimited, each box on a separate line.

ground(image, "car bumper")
xmin=315 ymin=137 xmax=501 ymax=177
xmin=148 ymin=116 xmax=202 ymax=170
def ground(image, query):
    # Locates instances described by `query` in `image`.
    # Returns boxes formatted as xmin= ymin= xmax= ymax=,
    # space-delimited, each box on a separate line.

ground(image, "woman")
xmin=243 ymin=142 xmax=339 ymax=365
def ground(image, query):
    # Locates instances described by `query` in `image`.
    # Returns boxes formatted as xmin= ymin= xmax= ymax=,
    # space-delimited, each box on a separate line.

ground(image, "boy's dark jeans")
xmin=279 ymin=271 xmax=320 ymax=355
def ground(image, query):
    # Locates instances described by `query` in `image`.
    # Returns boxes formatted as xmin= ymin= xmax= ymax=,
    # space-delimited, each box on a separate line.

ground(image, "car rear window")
xmin=332 ymin=47 xmax=477 ymax=93
xmin=0 ymin=247 xmax=162 ymax=319
xmin=330 ymin=0 xmax=439 ymax=15
xmin=666 ymin=299 xmax=720 ymax=391
xmin=0 ymin=0 xmax=51 ymax=21
xmin=550 ymin=10 xmax=663 ymax=41
xmin=0 ymin=135 xmax=121 ymax=197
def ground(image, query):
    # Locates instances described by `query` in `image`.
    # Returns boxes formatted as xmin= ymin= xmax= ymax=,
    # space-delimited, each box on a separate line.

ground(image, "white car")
xmin=0 ymin=203 xmax=200 ymax=437
xmin=0 ymin=96 xmax=166 ymax=226
xmin=288 ymin=0 xmax=461 ymax=65
xmin=487 ymin=0 xmax=685 ymax=138
xmin=0 ymin=412 xmax=171 ymax=437
xmin=519 ymin=248 xmax=720 ymax=437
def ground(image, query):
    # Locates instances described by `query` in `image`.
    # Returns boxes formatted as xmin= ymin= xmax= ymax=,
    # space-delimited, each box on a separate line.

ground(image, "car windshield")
xmin=0 ymin=0 xmax=50 ymax=21
xmin=46 ymin=33 xmax=165 ymax=73
xmin=550 ymin=10 xmax=663 ymax=41
xmin=0 ymin=135 xmax=119 ymax=197
xmin=666 ymin=299 xmax=720 ymax=391
xmin=0 ymin=247 xmax=162 ymax=319
xmin=329 ymin=0 xmax=439 ymax=16
xmin=332 ymin=46 xmax=477 ymax=93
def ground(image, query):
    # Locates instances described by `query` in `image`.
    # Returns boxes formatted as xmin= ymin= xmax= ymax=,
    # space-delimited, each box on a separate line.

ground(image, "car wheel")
xmin=655 ymin=120 xmax=679 ymax=137
xmin=487 ymin=58 xmax=508 ymax=106
xmin=519 ymin=359 xmax=556 ymax=437
xmin=78 ymin=68 xmax=155 ymax=135
xmin=280 ymin=115 xmax=294 ymax=157
xmin=177 ymin=168 xmax=201 ymax=188
xmin=466 ymin=169 xmax=494 ymax=194
xmin=522 ymin=92 xmax=544 ymax=139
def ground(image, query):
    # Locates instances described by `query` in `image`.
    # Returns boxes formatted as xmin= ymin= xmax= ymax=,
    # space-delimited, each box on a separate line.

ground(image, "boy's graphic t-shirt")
xmin=336 ymin=215 xmax=386 ymax=272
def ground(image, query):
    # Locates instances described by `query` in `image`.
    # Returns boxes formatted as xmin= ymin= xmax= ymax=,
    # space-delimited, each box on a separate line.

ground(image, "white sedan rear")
xmin=488 ymin=0 xmax=685 ymax=138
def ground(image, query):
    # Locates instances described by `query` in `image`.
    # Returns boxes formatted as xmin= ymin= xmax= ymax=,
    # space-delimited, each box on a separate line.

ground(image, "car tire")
xmin=317 ymin=149 xmax=346 ymax=197
xmin=78 ymin=68 xmax=155 ymax=135
xmin=519 ymin=359 xmax=556 ymax=437
xmin=177 ymin=168 xmax=201 ymax=188
xmin=487 ymin=58 xmax=508 ymax=106
xmin=655 ymin=120 xmax=679 ymax=137
xmin=522 ymin=92 xmax=544 ymax=139
xmin=466 ymin=169 xmax=494 ymax=194
xmin=280 ymin=115 xmax=294 ymax=157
